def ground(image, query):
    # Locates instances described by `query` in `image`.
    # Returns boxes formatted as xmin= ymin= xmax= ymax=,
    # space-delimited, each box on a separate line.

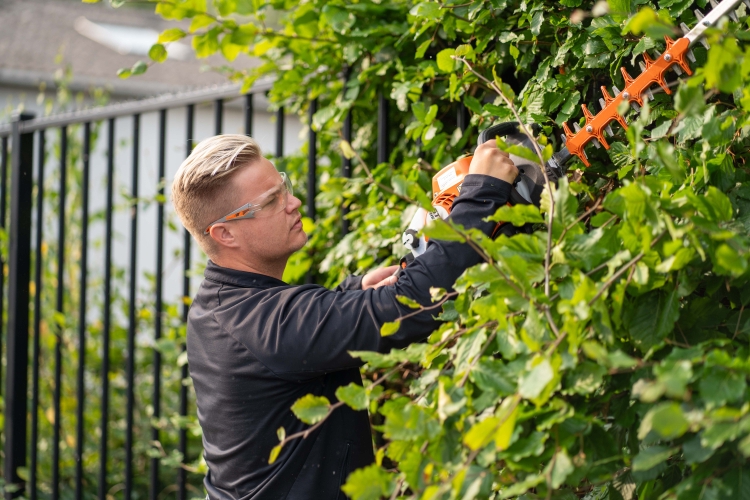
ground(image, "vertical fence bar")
xmin=178 ymin=104 xmax=194 ymax=500
xmin=275 ymin=107 xmax=285 ymax=158
xmin=74 ymin=122 xmax=91 ymax=500
xmin=377 ymin=92 xmax=389 ymax=165
xmin=4 ymin=111 xmax=35 ymax=499
xmin=307 ymin=99 xmax=317 ymax=222
xmin=341 ymin=97 xmax=353 ymax=236
xmin=214 ymin=99 xmax=223 ymax=135
xmin=51 ymin=125 xmax=68 ymax=500
xmin=0 ymin=135 xmax=7 ymax=396
xmin=29 ymin=129 xmax=45 ymax=500
xmin=457 ymin=102 xmax=469 ymax=132
xmin=125 ymin=113 xmax=140 ymax=500
xmin=306 ymin=100 xmax=317 ymax=285
xmin=99 ymin=118 xmax=115 ymax=500
xmin=150 ymin=109 xmax=167 ymax=500
xmin=244 ymin=93 xmax=253 ymax=137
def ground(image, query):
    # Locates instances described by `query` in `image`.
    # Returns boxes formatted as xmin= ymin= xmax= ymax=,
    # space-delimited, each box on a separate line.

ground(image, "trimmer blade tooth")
xmin=631 ymin=102 xmax=641 ymax=112
xmin=573 ymin=122 xmax=582 ymax=132
xmin=672 ymin=64 xmax=683 ymax=76
xmin=605 ymin=124 xmax=614 ymax=136
xmin=612 ymin=85 xmax=621 ymax=97
xmin=592 ymin=139 xmax=602 ymax=149
xmin=700 ymin=38 xmax=711 ymax=50
xmin=687 ymin=49 xmax=696 ymax=62
xmin=645 ymin=87 xmax=654 ymax=100
xmin=680 ymin=22 xmax=691 ymax=35
xmin=695 ymin=9 xmax=704 ymax=20
xmin=744 ymin=0 xmax=750 ymax=9
xmin=639 ymin=61 xmax=647 ymax=72
xmin=729 ymin=10 xmax=739 ymax=22
xmin=709 ymin=0 xmax=718 ymax=8
xmin=560 ymin=134 xmax=567 ymax=144
xmin=599 ymin=98 xmax=607 ymax=111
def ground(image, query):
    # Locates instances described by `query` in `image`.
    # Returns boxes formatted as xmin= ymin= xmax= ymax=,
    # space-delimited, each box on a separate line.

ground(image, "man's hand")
xmin=468 ymin=139 xmax=519 ymax=184
xmin=361 ymin=265 xmax=399 ymax=290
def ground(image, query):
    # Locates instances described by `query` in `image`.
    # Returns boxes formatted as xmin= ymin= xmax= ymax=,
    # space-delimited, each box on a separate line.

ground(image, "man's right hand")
xmin=468 ymin=139 xmax=519 ymax=184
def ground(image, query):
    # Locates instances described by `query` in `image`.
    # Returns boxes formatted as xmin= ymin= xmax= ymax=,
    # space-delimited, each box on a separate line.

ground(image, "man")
xmin=171 ymin=134 xmax=518 ymax=499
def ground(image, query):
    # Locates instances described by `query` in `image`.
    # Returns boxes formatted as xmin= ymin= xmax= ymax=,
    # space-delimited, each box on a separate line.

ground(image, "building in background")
xmin=0 ymin=0 xmax=304 ymax=306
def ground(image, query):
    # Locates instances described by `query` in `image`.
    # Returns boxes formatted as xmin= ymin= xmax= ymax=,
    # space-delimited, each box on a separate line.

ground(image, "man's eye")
xmin=260 ymin=193 xmax=280 ymax=210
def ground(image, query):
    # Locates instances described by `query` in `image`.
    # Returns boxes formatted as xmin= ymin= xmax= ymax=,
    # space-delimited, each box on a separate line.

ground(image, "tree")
xmin=113 ymin=0 xmax=750 ymax=497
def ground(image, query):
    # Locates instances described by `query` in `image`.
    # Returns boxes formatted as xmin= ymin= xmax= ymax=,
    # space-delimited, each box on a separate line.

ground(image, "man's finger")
xmin=477 ymin=139 xmax=510 ymax=157
xmin=372 ymin=275 xmax=398 ymax=289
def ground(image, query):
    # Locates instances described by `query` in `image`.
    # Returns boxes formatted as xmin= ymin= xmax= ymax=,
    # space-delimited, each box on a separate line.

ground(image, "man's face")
xmin=224 ymin=158 xmax=307 ymax=264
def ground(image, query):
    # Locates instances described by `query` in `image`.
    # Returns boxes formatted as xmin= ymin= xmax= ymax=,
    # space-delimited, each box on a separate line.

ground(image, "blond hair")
xmin=172 ymin=134 xmax=262 ymax=256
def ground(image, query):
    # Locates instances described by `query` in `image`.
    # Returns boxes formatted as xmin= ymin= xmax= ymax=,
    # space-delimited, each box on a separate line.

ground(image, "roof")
xmin=0 ymin=0 xmax=256 ymax=97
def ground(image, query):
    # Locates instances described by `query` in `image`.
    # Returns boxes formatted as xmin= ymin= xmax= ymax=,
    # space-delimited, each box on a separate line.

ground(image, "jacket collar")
xmin=203 ymin=260 xmax=287 ymax=289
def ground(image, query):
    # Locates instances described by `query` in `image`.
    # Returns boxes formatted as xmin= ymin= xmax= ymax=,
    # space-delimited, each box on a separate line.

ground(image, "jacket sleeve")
xmin=333 ymin=275 xmax=364 ymax=292
xmin=230 ymin=175 xmax=512 ymax=381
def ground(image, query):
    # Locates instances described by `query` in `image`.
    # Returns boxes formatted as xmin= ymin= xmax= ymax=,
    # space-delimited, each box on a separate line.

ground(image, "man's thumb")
xmin=373 ymin=275 xmax=397 ymax=289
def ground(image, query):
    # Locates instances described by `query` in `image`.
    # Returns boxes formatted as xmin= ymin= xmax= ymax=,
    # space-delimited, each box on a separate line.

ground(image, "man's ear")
xmin=208 ymin=224 xmax=240 ymax=249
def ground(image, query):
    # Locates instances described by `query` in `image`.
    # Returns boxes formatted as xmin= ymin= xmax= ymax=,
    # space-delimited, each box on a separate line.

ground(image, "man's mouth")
xmin=292 ymin=215 xmax=302 ymax=230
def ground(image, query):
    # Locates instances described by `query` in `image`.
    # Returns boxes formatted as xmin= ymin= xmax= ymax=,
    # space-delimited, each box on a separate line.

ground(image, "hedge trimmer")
xmin=400 ymin=0 xmax=749 ymax=265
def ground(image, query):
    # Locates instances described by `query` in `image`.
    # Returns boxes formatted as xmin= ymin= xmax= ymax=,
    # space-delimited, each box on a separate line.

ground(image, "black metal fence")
xmin=0 ymin=79 xmax=379 ymax=499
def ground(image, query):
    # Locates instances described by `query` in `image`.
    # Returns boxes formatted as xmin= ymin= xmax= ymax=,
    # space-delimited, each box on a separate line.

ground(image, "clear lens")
xmin=204 ymin=172 xmax=292 ymax=233
xmin=252 ymin=172 xmax=291 ymax=218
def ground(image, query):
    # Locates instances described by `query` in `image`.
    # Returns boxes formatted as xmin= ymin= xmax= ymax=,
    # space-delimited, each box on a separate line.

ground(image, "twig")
xmin=588 ymin=231 xmax=667 ymax=306
xmin=545 ymin=330 xmax=567 ymax=356
xmin=733 ymin=304 xmax=745 ymax=340
xmin=389 ymin=477 xmax=405 ymax=500
xmin=276 ymin=361 xmax=408 ymax=453
xmin=588 ymin=252 xmax=644 ymax=307
xmin=557 ymin=196 xmax=603 ymax=241
xmin=453 ymin=56 xmax=555 ymax=299
xmin=395 ymin=292 xmax=458 ymax=322
xmin=458 ymin=328 xmax=498 ymax=387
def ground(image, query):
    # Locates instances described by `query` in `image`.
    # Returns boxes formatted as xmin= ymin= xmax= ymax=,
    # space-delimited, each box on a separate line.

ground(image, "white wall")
xmin=16 ymin=91 xmax=305 ymax=331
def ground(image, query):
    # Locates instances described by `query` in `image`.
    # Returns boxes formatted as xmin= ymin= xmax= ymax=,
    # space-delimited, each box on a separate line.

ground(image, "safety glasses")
xmin=204 ymin=172 xmax=293 ymax=234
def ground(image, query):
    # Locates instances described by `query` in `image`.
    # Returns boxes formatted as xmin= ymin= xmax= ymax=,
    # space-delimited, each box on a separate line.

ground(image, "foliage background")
xmin=18 ymin=0 xmax=750 ymax=497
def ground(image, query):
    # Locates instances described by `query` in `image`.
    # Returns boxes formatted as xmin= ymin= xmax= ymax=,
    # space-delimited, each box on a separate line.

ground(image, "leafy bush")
xmin=134 ymin=0 xmax=750 ymax=497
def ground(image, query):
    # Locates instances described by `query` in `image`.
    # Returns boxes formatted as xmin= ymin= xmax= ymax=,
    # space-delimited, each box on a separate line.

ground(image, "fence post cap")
xmin=11 ymin=111 xmax=35 ymax=121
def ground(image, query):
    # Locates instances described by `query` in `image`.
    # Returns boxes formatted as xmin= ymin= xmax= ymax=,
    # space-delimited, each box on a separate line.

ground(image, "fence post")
xmin=305 ymin=100 xmax=317 ymax=285
xmin=4 ymin=111 xmax=35 ymax=499
xmin=341 ymin=69 xmax=353 ymax=236
xmin=377 ymin=91 xmax=389 ymax=165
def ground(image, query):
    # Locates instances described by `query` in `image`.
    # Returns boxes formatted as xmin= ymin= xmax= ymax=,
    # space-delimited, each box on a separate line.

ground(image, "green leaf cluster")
xmin=144 ymin=0 xmax=750 ymax=498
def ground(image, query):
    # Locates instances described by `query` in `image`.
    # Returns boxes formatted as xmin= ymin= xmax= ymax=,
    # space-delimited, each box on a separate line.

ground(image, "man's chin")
xmin=293 ymin=231 xmax=308 ymax=252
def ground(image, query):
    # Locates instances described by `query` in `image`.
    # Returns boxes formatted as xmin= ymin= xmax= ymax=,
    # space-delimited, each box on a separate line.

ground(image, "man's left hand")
xmin=361 ymin=265 xmax=399 ymax=290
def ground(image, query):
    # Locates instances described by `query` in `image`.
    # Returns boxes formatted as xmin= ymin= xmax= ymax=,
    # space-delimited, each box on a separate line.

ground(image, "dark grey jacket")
xmin=187 ymin=175 xmax=512 ymax=499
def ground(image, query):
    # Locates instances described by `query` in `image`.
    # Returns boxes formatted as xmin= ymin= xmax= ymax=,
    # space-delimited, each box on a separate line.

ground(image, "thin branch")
xmin=453 ymin=56 xmax=555 ymax=299
xmin=588 ymin=252 xmax=644 ymax=307
xmin=395 ymin=292 xmax=458 ymax=322
xmin=389 ymin=477 xmax=405 ymax=500
xmin=557 ymin=196 xmax=603 ymax=241
xmin=733 ymin=304 xmax=745 ymax=340
xmin=278 ymin=400 xmax=347 ymax=447
xmin=276 ymin=361 xmax=408 ymax=452
xmin=458 ymin=327 xmax=498 ymax=387
xmin=588 ymin=231 xmax=667 ymax=306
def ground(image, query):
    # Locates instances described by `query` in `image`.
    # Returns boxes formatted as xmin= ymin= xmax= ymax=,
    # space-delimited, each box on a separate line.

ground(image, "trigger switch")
xmin=402 ymin=229 xmax=420 ymax=249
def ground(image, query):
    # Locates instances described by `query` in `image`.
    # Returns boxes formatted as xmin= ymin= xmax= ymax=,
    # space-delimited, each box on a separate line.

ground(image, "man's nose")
xmin=286 ymin=193 xmax=302 ymax=212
